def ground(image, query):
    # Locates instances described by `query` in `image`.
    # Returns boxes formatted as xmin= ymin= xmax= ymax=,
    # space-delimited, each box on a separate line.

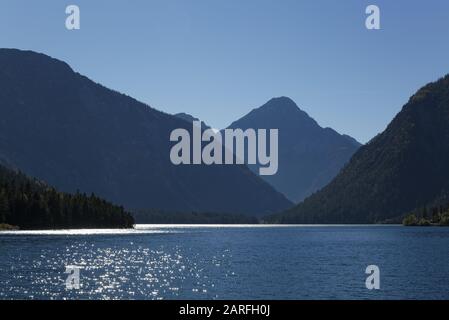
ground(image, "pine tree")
xmin=0 ymin=189 xmax=9 ymax=223
xmin=0 ymin=164 xmax=134 ymax=229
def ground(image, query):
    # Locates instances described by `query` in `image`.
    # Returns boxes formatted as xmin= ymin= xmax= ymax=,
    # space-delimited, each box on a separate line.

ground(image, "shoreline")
xmin=0 ymin=223 xmax=405 ymax=232
xmin=4 ymin=223 xmax=449 ymax=233
xmin=0 ymin=223 xmax=19 ymax=231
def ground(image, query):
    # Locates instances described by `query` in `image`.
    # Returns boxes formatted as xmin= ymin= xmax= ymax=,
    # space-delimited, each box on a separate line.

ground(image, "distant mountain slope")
xmin=0 ymin=164 xmax=134 ymax=229
xmin=0 ymin=49 xmax=291 ymax=216
xmin=227 ymin=97 xmax=361 ymax=202
xmin=268 ymin=75 xmax=449 ymax=223
xmin=174 ymin=112 xmax=210 ymax=130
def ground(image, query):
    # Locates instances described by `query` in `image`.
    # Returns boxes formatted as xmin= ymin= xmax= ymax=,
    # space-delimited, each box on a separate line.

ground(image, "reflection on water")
xmin=1 ymin=225 xmax=449 ymax=300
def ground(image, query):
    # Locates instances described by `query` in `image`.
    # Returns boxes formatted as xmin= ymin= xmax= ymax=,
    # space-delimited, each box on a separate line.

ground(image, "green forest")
xmin=403 ymin=206 xmax=449 ymax=226
xmin=0 ymin=165 xmax=134 ymax=230
xmin=266 ymin=75 xmax=449 ymax=224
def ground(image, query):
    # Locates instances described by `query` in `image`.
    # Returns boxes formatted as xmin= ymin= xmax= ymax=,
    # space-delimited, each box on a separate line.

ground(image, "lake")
xmin=1 ymin=225 xmax=448 ymax=300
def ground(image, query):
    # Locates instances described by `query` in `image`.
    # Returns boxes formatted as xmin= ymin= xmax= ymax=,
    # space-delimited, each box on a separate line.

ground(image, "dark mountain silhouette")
xmin=0 ymin=163 xmax=134 ymax=229
xmin=0 ymin=49 xmax=291 ymax=217
xmin=227 ymin=97 xmax=361 ymax=202
xmin=133 ymin=209 xmax=258 ymax=224
xmin=174 ymin=113 xmax=210 ymax=130
xmin=268 ymin=75 xmax=449 ymax=223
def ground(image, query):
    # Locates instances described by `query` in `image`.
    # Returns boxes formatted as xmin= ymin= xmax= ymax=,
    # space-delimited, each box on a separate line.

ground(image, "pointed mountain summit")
xmin=269 ymin=74 xmax=449 ymax=223
xmin=227 ymin=97 xmax=361 ymax=202
xmin=0 ymin=49 xmax=291 ymax=216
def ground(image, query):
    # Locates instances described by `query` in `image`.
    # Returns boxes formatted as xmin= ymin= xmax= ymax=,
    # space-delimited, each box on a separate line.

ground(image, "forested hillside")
xmin=268 ymin=75 xmax=449 ymax=223
xmin=0 ymin=164 xmax=134 ymax=229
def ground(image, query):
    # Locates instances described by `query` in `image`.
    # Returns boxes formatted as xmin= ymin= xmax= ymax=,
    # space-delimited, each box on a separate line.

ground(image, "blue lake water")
xmin=0 ymin=225 xmax=448 ymax=300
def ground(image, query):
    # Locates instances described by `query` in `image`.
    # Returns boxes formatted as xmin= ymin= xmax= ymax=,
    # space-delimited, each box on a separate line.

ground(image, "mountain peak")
xmin=0 ymin=48 xmax=292 ymax=216
xmin=269 ymin=74 xmax=449 ymax=223
xmin=264 ymin=96 xmax=298 ymax=107
xmin=227 ymin=97 xmax=361 ymax=202
xmin=257 ymin=96 xmax=303 ymax=114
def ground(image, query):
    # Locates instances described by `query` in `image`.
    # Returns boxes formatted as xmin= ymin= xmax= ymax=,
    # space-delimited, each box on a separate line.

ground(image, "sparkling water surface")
xmin=1 ymin=225 xmax=449 ymax=300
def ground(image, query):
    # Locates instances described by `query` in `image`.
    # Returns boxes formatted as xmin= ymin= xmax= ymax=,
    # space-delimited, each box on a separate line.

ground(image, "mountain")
xmin=227 ymin=97 xmax=361 ymax=202
xmin=133 ymin=209 xmax=258 ymax=224
xmin=0 ymin=164 xmax=134 ymax=229
xmin=0 ymin=49 xmax=291 ymax=217
xmin=175 ymin=112 xmax=210 ymax=130
xmin=268 ymin=75 xmax=449 ymax=223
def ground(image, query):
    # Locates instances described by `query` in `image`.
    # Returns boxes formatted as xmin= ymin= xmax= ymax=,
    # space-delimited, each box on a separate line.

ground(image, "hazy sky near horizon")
xmin=1 ymin=0 xmax=449 ymax=143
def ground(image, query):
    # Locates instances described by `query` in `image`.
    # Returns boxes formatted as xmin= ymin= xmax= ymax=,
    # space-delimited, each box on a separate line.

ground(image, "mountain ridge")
xmin=0 ymin=48 xmax=292 ymax=216
xmin=268 ymin=74 xmax=449 ymax=223
xmin=227 ymin=96 xmax=361 ymax=202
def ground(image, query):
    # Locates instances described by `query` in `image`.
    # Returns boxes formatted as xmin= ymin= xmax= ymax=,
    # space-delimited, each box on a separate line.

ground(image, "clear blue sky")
xmin=1 ymin=0 xmax=449 ymax=143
